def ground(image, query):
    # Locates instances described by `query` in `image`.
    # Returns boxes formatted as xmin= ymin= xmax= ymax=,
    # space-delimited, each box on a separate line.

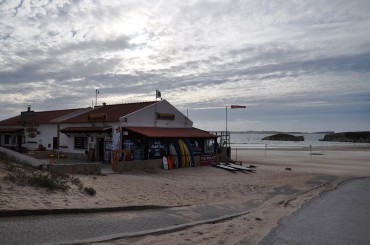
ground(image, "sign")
xmin=200 ymin=154 xmax=217 ymax=166
xmin=231 ymin=105 xmax=246 ymax=109
xmin=88 ymin=113 xmax=107 ymax=121
xmin=157 ymin=113 xmax=175 ymax=120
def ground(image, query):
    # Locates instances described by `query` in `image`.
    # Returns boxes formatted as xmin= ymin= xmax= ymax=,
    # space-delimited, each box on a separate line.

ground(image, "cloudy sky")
xmin=1 ymin=0 xmax=369 ymax=132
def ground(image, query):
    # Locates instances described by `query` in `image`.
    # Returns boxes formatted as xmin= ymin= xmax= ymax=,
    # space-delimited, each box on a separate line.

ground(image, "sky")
xmin=1 ymin=0 xmax=370 ymax=133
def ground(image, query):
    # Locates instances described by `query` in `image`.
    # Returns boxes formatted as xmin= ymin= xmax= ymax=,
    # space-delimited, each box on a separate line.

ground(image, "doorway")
xmin=97 ymin=138 xmax=104 ymax=161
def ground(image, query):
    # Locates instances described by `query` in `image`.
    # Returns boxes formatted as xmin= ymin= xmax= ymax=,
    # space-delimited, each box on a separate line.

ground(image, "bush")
xmin=84 ymin=187 xmax=96 ymax=196
xmin=71 ymin=177 xmax=83 ymax=190
xmin=2 ymin=162 xmax=96 ymax=195
xmin=28 ymin=173 xmax=59 ymax=191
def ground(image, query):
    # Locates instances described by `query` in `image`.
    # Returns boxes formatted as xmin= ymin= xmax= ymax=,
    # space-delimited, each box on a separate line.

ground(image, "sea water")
xmin=230 ymin=132 xmax=357 ymax=149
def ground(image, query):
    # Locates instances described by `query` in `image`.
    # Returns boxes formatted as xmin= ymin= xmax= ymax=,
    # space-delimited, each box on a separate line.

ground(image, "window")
xmin=4 ymin=135 xmax=14 ymax=145
xmin=204 ymin=139 xmax=215 ymax=153
xmin=74 ymin=136 xmax=88 ymax=149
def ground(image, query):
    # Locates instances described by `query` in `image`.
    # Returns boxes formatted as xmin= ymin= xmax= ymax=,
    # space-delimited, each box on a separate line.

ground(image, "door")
xmin=53 ymin=137 xmax=58 ymax=149
xmin=97 ymin=138 xmax=104 ymax=161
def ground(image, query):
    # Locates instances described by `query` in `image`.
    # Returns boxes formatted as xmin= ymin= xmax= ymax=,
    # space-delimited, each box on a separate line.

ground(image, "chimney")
xmin=27 ymin=105 xmax=31 ymax=112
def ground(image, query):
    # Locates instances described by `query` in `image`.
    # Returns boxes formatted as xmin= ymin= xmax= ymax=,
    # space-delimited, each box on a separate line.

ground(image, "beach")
xmin=1 ymin=145 xmax=369 ymax=244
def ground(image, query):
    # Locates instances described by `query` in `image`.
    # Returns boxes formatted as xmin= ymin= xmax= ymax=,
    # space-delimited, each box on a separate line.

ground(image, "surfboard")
xmin=230 ymin=164 xmax=256 ymax=172
xmin=178 ymin=139 xmax=189 ymax=167
xmin=167 ymin=156 xmax=173 ymax=170
xmin=185 ymin=138 xmax=195 ymax=167
xmin=219 ymin=163 xmax=256 ymax=172
xmin=178 ymin=139 xmax=186 ymax=167
xmin=212 ymin=164 xmax=237 ymax=172
xmin=169 ymin=143 xmax=179 ymax=169
xmin=162 ymin=156 xmax=168 ymax=170
xmin=173 ymin=141 xmax=182 ymax=168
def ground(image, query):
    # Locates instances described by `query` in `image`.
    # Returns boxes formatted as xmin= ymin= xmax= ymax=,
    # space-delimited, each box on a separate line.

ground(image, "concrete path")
xmin=259 ymin=178 xmax=370 ymax=245
xmin=0 ymin=200 xmax=262 ymax=245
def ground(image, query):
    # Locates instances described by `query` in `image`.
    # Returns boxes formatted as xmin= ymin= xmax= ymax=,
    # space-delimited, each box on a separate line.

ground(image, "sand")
xmin=1 ymin=145 xmax=369 ymax=244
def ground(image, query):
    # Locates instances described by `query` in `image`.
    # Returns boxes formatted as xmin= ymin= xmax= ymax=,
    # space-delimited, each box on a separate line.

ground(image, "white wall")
xmin=59 ymin=122 xmax=118 ymax=154
xmin=120 ymin=100 xmax=193 ymax=128
xmin=24 ymin=124 xmax=57 ymax=150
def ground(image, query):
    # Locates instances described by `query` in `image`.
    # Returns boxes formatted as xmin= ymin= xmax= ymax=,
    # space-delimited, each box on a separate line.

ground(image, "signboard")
xmin=88 ymin=113 xmax=107 ymax=121
xmin=200 ymin=154 xmax=217 ymax=166
xmin=157 ymin=113 xmax=175 ymax=120
xmin=231 ymin=105 xmax=246 ymax=109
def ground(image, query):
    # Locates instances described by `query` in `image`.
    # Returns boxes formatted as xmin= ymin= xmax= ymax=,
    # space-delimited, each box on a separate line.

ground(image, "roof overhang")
xmin=0 ymin=128 xmax=24 ymax=133
xmin=60 ymin=127 xmax=112 ymax=134
xmin=123 ymin=127 xmax=217 ymax=138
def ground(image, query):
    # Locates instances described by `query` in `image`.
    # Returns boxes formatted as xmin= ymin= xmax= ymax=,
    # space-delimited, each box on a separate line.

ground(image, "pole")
xmin=95 ymin=89 xmax=99 ymax=106
xmin=265 ymin=143 xmax=267 ymax=157
xmin=226 ymin=105 xmax=228 ymax=133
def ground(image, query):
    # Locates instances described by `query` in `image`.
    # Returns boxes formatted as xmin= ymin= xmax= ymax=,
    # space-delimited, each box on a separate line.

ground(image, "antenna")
xmin=95 ymin=89 xmax=100 ymax=106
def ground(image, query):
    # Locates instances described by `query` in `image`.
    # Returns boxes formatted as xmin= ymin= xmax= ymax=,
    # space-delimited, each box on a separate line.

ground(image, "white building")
xmin=0 ymin=100 xmax=217 ymax=167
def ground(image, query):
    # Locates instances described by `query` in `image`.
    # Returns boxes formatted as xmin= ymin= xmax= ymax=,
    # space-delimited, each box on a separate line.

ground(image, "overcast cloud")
xmin=1 ymin=0 xmax=369 ymax=132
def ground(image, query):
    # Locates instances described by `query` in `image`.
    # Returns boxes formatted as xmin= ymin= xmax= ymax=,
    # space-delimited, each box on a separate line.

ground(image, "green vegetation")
xmin=84 ymin=187 xmax=97 ymax=196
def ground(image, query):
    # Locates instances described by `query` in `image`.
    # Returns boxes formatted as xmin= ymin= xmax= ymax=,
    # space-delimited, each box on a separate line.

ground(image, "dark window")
xmin=74 ymin=136 xmax=88 ymax=149
xmin=4 ymin=135 xmax=12 ymax=145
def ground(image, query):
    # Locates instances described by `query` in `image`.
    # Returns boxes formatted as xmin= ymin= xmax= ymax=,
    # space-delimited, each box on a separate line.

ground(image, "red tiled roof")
xmin=124 ymin=127 xmax=217 ymax=138
xmin=63 ymin=101 xmax=157 ymax=123
xmin=0 ymin=109 xmax=82 ymax=125
xmin=60 ymin=127 xmax=111 ymax=133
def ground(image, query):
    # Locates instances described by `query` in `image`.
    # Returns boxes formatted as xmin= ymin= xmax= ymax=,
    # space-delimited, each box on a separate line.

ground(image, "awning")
xmin=60 ymin=127 xmax=112 ymax=134
xmin=0 ymin=128 xmax=24 ymax=133
xmin=123 ymin=127 xmax=217 ymax=138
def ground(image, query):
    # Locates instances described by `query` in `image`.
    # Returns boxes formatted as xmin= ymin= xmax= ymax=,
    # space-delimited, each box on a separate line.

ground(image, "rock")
xmin=321 ymin=131 xmax=370 ymax=143
xmin=262 ymin=133 xmax=304 ymax=141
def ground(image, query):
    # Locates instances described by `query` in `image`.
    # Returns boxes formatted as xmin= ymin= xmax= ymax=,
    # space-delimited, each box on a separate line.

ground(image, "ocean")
xmin=229 ymin=132 xmax=357 ymax=149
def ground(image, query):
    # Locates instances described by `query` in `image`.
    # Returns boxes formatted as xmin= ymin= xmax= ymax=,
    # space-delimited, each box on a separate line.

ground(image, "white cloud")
xmin=1 ymin=0 xmax=370 ymax=131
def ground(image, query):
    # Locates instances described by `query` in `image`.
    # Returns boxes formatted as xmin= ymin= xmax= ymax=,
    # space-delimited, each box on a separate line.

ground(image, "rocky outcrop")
xmin=321 ymin=132 xmax=370 ymax=143
xmin=262 ymin=133 xmax=304 ymax=141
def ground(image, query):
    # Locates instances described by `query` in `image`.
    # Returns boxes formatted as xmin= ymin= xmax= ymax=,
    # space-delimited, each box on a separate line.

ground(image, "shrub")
xmin=71 ymin=177 xmax=83 ymax=190
xmin=2 ymin=162 xmax=96 ymax=195
xmin=84 ymin=187 xmax=96 ymax=196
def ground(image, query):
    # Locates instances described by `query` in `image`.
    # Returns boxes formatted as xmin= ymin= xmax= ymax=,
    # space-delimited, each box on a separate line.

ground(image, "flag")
xmin=156 ymin=89 xmax=161 ymax=99
xmin=231 ymin=105 xmax=246 ymax=109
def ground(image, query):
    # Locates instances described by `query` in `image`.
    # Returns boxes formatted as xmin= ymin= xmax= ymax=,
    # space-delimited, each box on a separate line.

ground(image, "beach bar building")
xmin=0 ymin=100 xmax=217 ymax=170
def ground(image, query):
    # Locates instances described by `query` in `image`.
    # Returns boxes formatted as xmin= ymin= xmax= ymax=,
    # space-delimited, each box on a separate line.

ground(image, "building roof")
xmin=0 ymin=101 xmax=158 ymax=126
xmin=0 ymin=109 xmax=82 ymax=126
xmin=124 ymin=127 xmax=217 ymax=138
xmin=62 ymin=101 xmax=157 ymax=123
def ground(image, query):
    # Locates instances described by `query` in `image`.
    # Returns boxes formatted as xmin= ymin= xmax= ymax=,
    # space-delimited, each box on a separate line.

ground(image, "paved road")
xmin=259 ymin=178 xmax=370 ymax=245
xmin=0 ymin=200 xmax=263 ymax=245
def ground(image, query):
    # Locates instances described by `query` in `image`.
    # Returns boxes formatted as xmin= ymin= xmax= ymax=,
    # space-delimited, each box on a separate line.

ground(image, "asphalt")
xmin=259 ymin=178 xmax=370 ymax=245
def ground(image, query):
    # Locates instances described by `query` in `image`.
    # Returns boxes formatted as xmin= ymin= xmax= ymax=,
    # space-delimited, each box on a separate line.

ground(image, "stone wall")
xmin=48 ymin=163 xmax=101 ymax=175
xmin=116 ymin=159 xmax=162 ymax=172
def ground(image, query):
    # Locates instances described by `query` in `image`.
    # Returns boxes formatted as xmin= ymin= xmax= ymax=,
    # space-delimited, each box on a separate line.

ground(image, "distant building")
xmin=0 ymin=100 xmax=217 ymax=167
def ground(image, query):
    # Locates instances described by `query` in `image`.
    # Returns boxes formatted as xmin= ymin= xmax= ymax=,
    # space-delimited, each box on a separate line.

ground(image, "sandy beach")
xmin=1 ymin=145 xmax=369 ymax=244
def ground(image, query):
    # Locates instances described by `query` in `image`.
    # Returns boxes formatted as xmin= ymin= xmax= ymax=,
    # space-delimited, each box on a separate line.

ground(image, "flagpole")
xmin=226 ymin=105 xmax=228 ymax=134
